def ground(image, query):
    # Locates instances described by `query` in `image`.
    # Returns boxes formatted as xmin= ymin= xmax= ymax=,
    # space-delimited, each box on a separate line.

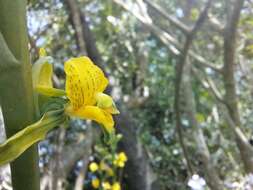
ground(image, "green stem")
xmin=0 ymin=1 xmax=40 ymax=189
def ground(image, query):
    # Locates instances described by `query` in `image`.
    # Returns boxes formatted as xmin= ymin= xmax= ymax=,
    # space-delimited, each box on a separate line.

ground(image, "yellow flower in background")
xmin=92 ymin=178 xmax=100 ymax=189
xmin=106 ymin=167 xmax=114 ymax=177
xmin=102 ymin=181 xmax=111 ymax=190
xmin=39 ymin=48 xmax=47 ymax=57
xmin=118 ymin=152 xmax=127 ymax=162
xmin=89 ymin=162 xmax=99 ymax=172
xmin=99 ymin=161 xmax=107 ymax=170
xmin=99 ymin=161 xmax=114 ymax=176
xmin=112 ymin=182 xmax=121 ymax=190
xmin=64 ymin=57 xmax=119 ymax=132
xmin=113 ymin=152 xmax=128 ymax=168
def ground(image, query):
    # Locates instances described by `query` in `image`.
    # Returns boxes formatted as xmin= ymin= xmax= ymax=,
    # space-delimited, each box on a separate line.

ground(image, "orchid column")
xmin=0 ymin=0 xmax=40 ymax=190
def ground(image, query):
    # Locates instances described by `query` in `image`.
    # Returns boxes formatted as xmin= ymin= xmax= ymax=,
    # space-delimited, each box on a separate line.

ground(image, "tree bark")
xmin=182 ymin=61 xmax=223 ymax=190
xmin=174 ymin=0 xmax=213 ymax=176
xmin=115 ymin=113 xmax=160 ymax=190
xmin=65 ymin=0 xmax=87 ymax=55
xmin=223 ymin=0 xmax=253 ymax=173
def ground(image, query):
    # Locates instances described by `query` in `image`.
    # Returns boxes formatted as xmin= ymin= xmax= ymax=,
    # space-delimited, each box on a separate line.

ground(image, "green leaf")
xmin=0 ymin=109 xmax=66 ymax=166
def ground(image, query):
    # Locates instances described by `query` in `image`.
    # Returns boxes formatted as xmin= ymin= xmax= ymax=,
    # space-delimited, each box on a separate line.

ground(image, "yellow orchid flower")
xmin=64 ymin=57 xmax=119 ymax=133
xmin=34 ymin=55 xmax=119 ymax=133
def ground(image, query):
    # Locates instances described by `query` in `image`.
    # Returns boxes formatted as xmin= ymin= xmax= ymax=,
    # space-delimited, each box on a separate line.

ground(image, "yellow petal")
xmin=89 ymin=162 xmax=99 ymax=172
xmin=112 ymin=182 xmax=121 ymax=190
xmin=39 ymin=48 xmax=47 ymax=57
xmin=92 ymin=178 xmax=100 ymax=189
xmin=99 ymin=161 xmax=107 ymax=170
xmin=118 ymin=152 xmax=128 ymax=162
xmin=36 ymin=85 xmax=66 ymax=97
xmin=64 ymin=57 xmax=108 ymax=109
xmin=32 ymin=57 xmax=55 ymax=116
xmin=32 ymin=58 xmax=53 ymax=89
xmin=66 ymin=105 xmax=114 ymax=133
xmin=118 ymin=161 xmax=125 ymax=168
xmin=102 ymin=182 xmax=111 ymax=190
xmin=106 ymin=168 xmax=114 ymax=176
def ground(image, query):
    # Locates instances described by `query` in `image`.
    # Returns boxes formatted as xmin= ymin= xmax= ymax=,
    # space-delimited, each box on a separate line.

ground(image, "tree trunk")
xmin=115 ymin=113 xmax=160 ymax=190
xmin=182 ymin=61 xmax=223 ymax=190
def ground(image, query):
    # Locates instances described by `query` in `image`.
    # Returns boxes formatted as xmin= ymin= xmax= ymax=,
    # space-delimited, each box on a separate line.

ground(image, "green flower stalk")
xmin=0 ymin=1 xmax=40 ymax=189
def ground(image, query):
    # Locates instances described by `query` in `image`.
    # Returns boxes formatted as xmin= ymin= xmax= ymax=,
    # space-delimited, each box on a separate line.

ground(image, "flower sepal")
xmin=36 ymin=85 xmax=66 ymax=97
xmin=96 ymin=92 xmax=120 ymax=114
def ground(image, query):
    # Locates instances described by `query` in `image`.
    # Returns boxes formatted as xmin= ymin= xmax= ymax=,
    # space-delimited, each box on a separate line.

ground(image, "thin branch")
xmin=74 ymin=126 xmax=93 ymax=190
xmin=173 ymin=0 xmax=213 ymax=175
xmin=113 ymin=0 xmax=222 ymax=73
xmin=143 ymin=0 xmax=191 ymax=34
xmin=223 ymin=0 xmax=244 ymax=124
xmin=183 ymin=61 xmax=224 ymax=190
xmin=192 ymin=67 xmax=225 ymax=106
xmin=189 ymin=52 xmax=222 ymax=73
xmin=66 ymin=0 xmax=87 ymax=55
xmin=207 ymin=13 xmax=224 ymax=33
xmin=144 ymin=0 xmax=224 ymax=34
xmin=193 ymin=68 xmax=253 ymax=157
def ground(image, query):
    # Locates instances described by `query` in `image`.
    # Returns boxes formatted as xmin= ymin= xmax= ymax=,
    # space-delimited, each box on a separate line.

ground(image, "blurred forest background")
xmin=2 ymin=0 xmax=253 ymax=189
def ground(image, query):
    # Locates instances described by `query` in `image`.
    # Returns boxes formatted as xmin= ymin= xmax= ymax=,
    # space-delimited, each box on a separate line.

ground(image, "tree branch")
xmin=143 ymin=0 xmax=191 ymax=34
xmin=65 ymin=0 xmax=87 ymax=55
xmin=174 ymin=0 xmax=213 ymax=176
xmin=192 ymin=68 xmax=253 ymax=172
xmin=113 ymin=0 xmax=222 ymax=73
xmin=144 ymin=0 xmax=224 ymax=34
xmin=182 ymin=61 xmax=223 ymax=190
